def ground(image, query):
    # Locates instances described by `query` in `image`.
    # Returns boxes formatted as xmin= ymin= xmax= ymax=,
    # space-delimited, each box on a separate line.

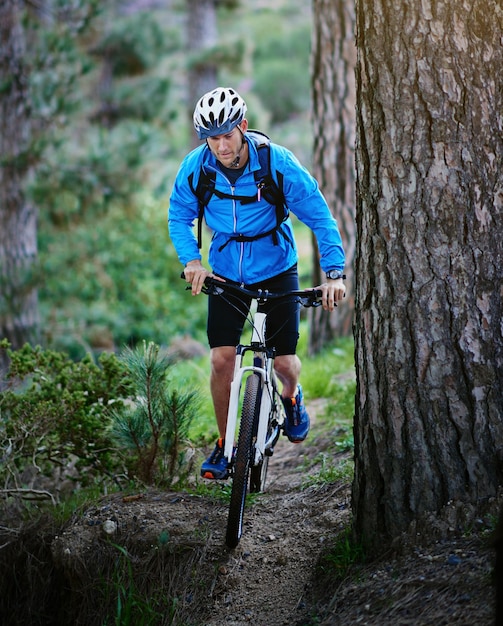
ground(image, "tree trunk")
xmin=186 ymin=0 xmax=218 ymax=149
xmin=309 ymin=0 xmax=356 ymax=353
xmin=353 ymin=0 xmax=503 ymax=553
xmin=0 ymin=1 xmax=39 ymax=382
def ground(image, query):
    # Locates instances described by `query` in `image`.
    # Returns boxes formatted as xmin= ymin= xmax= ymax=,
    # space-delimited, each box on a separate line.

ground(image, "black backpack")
xmin=188 ymin=130 xmax=291 ymax=251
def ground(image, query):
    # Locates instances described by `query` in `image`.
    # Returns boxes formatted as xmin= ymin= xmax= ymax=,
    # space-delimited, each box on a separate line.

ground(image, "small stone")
xmin=102 ymin=520 xmax=117 ymax=535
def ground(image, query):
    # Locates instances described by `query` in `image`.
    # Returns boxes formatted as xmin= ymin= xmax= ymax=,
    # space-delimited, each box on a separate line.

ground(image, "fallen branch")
xmin=0 ymin=488 xmax=56 ymax=505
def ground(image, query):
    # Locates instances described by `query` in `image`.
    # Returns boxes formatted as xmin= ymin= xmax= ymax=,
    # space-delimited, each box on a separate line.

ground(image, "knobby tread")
xmin=226 ymin=374 xmax=261 ymax=549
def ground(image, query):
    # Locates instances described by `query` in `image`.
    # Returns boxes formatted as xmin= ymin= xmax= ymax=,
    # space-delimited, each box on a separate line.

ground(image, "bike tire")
xmin=226 ymin=373 xmax=261 ymax=549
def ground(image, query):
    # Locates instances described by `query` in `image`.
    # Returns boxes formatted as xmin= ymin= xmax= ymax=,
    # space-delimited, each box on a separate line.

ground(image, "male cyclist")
xmin=168 ymin=87 xmax=346 ymax=479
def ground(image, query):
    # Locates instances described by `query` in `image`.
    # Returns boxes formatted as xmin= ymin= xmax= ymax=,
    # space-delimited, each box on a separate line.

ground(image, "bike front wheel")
xmin=226 ymin=373 xmax=261 ymax=549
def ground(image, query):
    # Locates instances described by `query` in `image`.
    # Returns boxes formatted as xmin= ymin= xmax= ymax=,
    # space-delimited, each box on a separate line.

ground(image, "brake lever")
xmin=298 ymin=294 xmax=324 ymax=308
xmin=202 ymin=283 xmax=224 ymax=296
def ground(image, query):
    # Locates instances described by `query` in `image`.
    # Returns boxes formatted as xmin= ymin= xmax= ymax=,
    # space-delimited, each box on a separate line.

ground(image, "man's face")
xmin=206 ymin=120 xmax=248 ymax=168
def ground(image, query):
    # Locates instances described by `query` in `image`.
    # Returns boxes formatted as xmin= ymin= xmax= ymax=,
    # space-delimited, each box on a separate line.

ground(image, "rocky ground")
xmin=50 ymin=403 xmax=498 ymax=626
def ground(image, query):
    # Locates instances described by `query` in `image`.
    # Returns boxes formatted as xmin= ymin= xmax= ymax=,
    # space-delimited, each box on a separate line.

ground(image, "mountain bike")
xmin=184 ymin=275 xmax=322 ymax=549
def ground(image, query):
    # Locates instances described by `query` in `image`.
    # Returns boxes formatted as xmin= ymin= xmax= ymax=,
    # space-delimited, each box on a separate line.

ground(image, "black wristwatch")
xmin=326 ymin=270 xmax=346 ymax=280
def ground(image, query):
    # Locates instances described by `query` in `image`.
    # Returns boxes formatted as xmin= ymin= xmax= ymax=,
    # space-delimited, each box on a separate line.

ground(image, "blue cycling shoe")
xmin=282 ymin=385 xmax=310 ymax=443
xmin=201 ymin=438 xmax=230 ymax=480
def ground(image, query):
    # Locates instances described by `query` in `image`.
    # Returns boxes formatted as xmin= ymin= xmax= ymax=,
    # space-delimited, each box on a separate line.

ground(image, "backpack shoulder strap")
xmin=248 ymin=131 xmax=288 ymax=232
xmin=188 ymin=165 xmax=216 ymax=249
xmin=246 ymin=129 xmax=271 ymax=148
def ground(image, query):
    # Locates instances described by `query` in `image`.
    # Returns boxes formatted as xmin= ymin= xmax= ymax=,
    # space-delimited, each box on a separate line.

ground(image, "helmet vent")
xmin=193 ymin=87 xmax=247 ymax=139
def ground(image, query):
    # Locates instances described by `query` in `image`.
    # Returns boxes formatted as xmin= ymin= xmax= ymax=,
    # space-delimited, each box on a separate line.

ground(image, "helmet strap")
xmin=229 ymin=127 xmax=246 ymax=168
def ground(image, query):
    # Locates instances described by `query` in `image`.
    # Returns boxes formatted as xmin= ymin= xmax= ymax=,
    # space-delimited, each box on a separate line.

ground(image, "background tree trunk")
xmin=186 ymin=0 xmax=218 ymax=149
xmin=309 ymin=0 xmax=356 ymax=353
xmin=353 ymin=0 xmax=503 ymax=553
xmin=0 ymin=1 xmax=39 ymax=382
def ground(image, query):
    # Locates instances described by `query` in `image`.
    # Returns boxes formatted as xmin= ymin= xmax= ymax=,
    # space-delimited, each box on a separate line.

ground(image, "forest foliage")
xmin=25 ymin=0 xmax=313 ymax=359
xmin=1 ymin=0 xmax=322 ymax=499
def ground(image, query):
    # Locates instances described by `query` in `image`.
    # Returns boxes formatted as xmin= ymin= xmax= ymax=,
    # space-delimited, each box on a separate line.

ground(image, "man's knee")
xmin=210 ymin=346 xmax=235 ymax=375
xmin=275 ymin=354 xmax=301 ymax=378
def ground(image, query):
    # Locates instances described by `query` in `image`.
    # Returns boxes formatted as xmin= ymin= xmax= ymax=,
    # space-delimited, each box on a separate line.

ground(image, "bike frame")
xmin=223 ymin=310 xmax=282 ymax=471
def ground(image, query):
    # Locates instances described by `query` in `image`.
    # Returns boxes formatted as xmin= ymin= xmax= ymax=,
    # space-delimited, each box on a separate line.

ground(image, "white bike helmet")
xmin=193 ymin=87 xmax=247 ymax=139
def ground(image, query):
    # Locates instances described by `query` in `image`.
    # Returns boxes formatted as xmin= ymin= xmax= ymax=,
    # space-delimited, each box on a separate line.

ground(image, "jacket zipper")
xmin=230 ymin=184 xmax=245 ymax=282
xmin=210 ymin=170 xmax=246 ymax=283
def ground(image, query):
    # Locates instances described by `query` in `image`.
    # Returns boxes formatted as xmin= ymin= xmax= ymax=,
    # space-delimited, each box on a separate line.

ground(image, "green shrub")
xmin=38 ymin=196 xmax=209 ymax=358
xmin=252 ymin=24 xmax=311 ymax=122
xmin=110 ymin=342 xmax=200 ymax=486
xmin=0 ymin=340 xmax=132 ymax=499
xmin=0 ymin=339 xmax=203 ymax=500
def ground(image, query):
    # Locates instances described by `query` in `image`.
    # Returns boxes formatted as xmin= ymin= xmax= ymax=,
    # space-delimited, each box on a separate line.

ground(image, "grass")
xmin=168 ymin=356 xmax=215 ymax=443
xmin=192 ymin=479 xmax=262 ymax=508
xmin=302 ymin=454 xmax=354 ymax=489
xmin=297 ymin=334 xmax=355 ymax=398
xmin=318 ymin=525 xmax=366 ymax=578
xmin=169 ymin=331 xmax=355 ymax=446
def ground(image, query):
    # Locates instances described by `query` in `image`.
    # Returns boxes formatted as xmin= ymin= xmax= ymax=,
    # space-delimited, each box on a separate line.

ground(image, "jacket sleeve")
xmin=168 ymin=152 xmax=203 ymax=266
xmin=272 ymin=146 xmax=346 ymax=272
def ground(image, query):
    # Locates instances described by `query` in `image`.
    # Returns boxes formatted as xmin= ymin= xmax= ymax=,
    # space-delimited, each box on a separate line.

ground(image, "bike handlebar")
xmin=181 ymin=273 xmax=323 ymax=308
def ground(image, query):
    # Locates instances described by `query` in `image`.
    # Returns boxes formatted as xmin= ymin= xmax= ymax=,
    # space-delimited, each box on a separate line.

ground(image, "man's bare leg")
xmin=210 ymin=346 xmax=236 ymax=438
xmin=274 ymin=353 xmax=301 ymax=398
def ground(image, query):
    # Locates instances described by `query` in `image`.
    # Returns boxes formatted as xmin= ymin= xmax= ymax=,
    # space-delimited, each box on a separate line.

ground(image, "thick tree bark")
xmin=309 ymin=0 xmax=356 ymax=352
xmin=0 ymin=1 xmax=39 ymax=382
xmin=353 ymin=0 xmax=503 ymax=552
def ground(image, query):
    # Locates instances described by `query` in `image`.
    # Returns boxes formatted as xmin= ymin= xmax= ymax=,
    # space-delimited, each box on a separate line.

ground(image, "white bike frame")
xmin=223 ymin=311 xmax=284 ymax=467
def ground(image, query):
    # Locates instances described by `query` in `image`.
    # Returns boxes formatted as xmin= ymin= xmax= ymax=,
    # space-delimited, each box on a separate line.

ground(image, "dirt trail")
xmin=200 ymin=435 xmax=351 ymax=626
xmin=52 ymin=402 xmax=496 ymax=625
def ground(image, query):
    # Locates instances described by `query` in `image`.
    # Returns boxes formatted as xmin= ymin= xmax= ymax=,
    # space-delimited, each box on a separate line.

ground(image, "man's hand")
xmin=317 ymin=278 xmax=346 ymax=311
xmin=183 ymin=260 xmax=224 ymax=295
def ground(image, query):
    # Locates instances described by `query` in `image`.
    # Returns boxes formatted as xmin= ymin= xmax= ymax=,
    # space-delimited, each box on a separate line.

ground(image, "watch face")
xmin=327 ymin=271 xmax=345 ymax=280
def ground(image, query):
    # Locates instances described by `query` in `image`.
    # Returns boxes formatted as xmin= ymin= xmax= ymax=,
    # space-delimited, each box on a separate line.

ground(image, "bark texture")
xmin=353 ymin=0 xmax=503 ymax=550
xmin=0 ymin=1 xmax=39 ymax=381
xmin=309 ymin=0 xmax=356 ymax=351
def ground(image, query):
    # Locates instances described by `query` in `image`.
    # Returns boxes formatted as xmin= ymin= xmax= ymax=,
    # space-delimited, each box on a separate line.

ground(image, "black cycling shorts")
xmin=207 ymin=264 xmax=300 ymax=356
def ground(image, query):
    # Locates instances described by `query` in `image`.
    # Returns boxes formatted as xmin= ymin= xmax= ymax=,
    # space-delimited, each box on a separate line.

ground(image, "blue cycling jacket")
xmin=168 ymin=135 xmax=345 ymax=285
